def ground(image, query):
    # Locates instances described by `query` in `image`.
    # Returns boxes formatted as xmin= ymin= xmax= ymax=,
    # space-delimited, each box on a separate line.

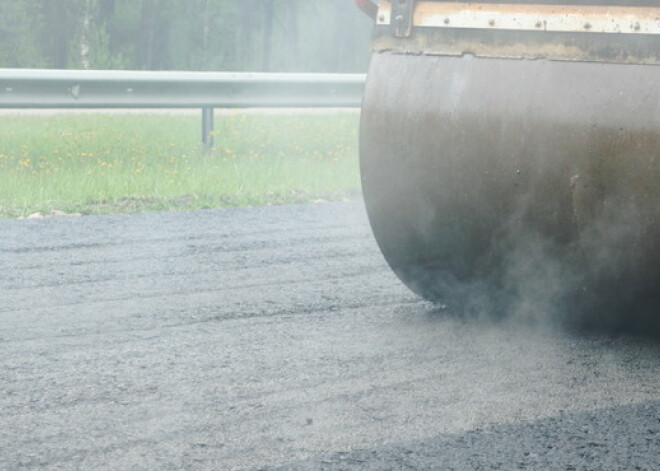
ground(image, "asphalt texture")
xmin=1 ymin=201 xmax=659 ymax=470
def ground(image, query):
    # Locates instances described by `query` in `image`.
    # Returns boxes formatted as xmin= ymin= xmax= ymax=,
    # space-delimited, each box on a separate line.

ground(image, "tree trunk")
xmin=202 ymin=0 xmax=210 ymax=56
xmin=286 ymin=0 xmax=300 ymax=70
xmin=238 ymin=1 xmax=252 ymax=69
xmin=45 ymin=0 xmax=69 ymax=68
xmin=137 ymin=0 xmax=156 ymax=69
xmin=79 ymin=0 xmax=94 ymax=69
xmin=261 ymin=0 xmax=274 ymax=71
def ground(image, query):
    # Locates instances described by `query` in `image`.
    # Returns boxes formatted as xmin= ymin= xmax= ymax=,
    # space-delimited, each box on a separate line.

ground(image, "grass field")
xmin=0 ymin=112 xmax=361 ymax=218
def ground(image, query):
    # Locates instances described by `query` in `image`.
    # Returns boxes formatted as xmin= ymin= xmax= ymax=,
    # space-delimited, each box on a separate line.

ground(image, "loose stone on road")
xmin=1 ymin=201 xmax=658 ymax=470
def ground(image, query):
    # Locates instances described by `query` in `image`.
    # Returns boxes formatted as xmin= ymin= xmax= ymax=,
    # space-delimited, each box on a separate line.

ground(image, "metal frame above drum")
xmin=373 ymin=1 xmax=660 ymax=64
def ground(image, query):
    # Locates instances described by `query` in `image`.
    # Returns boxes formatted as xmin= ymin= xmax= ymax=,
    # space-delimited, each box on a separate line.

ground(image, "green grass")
xmin=0 ymin=112 xmax=361 ymax=218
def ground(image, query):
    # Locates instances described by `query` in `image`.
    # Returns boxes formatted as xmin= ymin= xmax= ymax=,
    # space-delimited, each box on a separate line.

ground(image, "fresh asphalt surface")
xmin=1 ymin=201 xmax=659 ymax=470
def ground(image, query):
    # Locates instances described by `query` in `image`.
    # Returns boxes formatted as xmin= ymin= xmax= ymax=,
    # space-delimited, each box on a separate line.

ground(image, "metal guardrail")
xmin=0 ymin=69 xmax=366 ymax=148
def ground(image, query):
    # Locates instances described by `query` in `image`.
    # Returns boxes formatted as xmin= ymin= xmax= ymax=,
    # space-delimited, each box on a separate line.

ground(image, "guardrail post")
xmin=202 ymin=107 xmax=214 ymax=150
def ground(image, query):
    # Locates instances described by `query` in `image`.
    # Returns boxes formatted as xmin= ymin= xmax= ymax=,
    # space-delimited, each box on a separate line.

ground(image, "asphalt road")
xmin=1 ymin=201 xmax=659 ymax=470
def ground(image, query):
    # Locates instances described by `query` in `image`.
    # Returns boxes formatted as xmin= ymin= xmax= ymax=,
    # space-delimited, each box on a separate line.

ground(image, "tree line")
xmin=0 ymin=0 xmax=374 ymax=72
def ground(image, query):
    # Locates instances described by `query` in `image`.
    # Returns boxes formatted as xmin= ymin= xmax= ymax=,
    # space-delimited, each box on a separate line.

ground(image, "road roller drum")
xmin=357 ymin=1 xmax=660 ymax=330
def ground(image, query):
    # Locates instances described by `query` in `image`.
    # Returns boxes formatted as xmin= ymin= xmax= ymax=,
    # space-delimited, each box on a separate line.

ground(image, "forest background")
xmin=0 ymin=0 xmax=374 ymax=72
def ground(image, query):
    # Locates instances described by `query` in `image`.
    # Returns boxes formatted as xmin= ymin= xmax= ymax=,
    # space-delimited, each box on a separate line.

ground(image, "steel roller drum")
xmin=360 ymin=1 xmax=660 ymax=328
